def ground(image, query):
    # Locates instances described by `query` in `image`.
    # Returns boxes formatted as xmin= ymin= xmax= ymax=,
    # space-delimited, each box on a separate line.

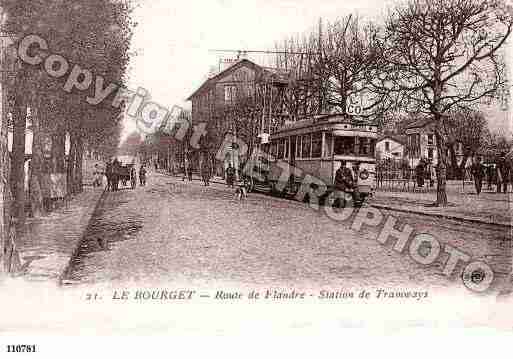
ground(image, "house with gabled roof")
xmin=404 ymin=117 xmax=438 ymax=167
xmin=376 ymin=134 xmax=406 ymax=160
xmin=404 ymin=117 xmax=467 ymax=170
xmin=187 ymin=58 xmax=288 ymax=126
xmin=186 ymin=58 xmax=288 ymax=176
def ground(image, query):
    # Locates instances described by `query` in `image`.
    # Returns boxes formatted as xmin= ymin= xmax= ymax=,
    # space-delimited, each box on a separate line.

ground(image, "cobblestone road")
xmin=65 ymin=171 xmax=511 ymax=294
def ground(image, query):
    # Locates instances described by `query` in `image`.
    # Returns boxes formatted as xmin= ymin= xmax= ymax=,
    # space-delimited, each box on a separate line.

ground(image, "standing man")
xmin=226 ymin=163 xmax=235 ymax=188
xmin=471 ymin=156 xmax=485 ymax=195
xmin=334 ymin=160 xmax=360 ymax=206
xmin=139 ymin=164 xmax=146 ymax=186
xmin=111 ymin=158 xmax=120 ymax=191
xmin=105 ymin=160 xmax=112 ymax=191
xmin=415 ymin=159 xmax=425 ymax=187
xmin=187 ymin=158 xmax=193 ymax=181
xmin=182 ymin=156 xmax=189 ymax=181
xmin=497 ymin=152 xmax=510 ymax=193
xmin=429 ymin=161 xmax=436 ymax=188
xmin=201 ymin=155 xmax=211 ymax=186
xmin=93 ymin=164 xmax=102 ymax=187
xmin=486 ymin=163 xmax=493 ymax=190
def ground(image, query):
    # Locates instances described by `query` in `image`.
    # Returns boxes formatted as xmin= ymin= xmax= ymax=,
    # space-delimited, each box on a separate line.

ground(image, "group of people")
xmin=470 ymin=152 xmax=511 ymax=195
xmin=181 ymin=157 xmax=215 ymax=187
xmin=104 ymin=159 xmax=147 ymax=191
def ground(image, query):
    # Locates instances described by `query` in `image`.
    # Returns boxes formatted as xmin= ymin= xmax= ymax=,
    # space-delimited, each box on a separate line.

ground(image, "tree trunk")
xmin=448 ymin=144 xmax=459 ymax=179
xmin=75 ymin=137 xmax=84 ymax=193
xmin=51 ymin=131 xmax=66 ymax=174
xmin=432 ymin=75 xmax=448 ymax=207
xmin=67 ymin=133 xmax=77 ymax=195
xmin=10 ymin=100 xmax=27 ymax=224
xmin=29 ymin=107 xmax=44 ymax=217
xmin=435 ymin=127 xmax=448 ymax=207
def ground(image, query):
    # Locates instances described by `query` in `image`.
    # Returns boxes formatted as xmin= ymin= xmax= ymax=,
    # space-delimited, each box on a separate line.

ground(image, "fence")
xmin=375 ymin=160 xmax=436 ymax=193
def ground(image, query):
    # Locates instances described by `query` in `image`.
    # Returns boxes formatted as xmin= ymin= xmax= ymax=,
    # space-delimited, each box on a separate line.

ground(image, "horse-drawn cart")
xmin=110 ymin=162 xmax=136 ymax=190
xmin=117 ymin=163 xmax=136 ymax=189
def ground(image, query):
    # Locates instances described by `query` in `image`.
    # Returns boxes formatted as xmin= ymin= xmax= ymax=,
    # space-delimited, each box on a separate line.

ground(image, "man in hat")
xmin=226 ymin=163 xmax=236 ymax=188
xmin=415 ymin=158 xmax=425 ymax=187
xmin=334 ymin=160 xmax=361 ymax=205
xmin=496 ymin=152 xmax=510 ymax=193
xmin=471 ymin=156 xmax=485 ymax=195
xmin=201 ymin=156 xmax=211 ymax=186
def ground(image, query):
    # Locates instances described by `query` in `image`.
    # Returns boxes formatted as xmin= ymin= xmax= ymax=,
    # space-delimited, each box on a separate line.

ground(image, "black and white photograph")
xmin=0 ymin=0 xmax=512 ymax=355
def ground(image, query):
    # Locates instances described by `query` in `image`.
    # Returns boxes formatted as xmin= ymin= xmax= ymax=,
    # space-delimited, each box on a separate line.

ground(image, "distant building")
xmin=187 ymin=58 xmax=288 ymax=175
xmin=404 ymin=118 xmax=437 ymax=167
xmin=187 ymin=58 xmax=287 ymax=126
xmin=376 ymin=135 xmax=406 ymax=160
xmin=404 ymin=117 xmax=465 ymax=168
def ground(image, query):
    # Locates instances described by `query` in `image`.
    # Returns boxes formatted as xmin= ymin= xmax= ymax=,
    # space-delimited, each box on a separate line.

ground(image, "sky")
xmin=121 ymin=0 xmax=512 ymax=140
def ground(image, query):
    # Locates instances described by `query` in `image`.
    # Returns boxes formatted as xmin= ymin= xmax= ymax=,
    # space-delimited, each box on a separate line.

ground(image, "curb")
xmin=159 ymin=171 xmax=511 ymax=228
xmin=370 ymin=203 xmax=511 ymax=228
xmin=58 ymin=188 xmax=107 ymax=285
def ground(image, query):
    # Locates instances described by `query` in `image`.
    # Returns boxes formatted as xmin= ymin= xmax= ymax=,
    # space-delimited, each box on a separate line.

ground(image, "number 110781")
xmin=7 ymin=345 xmax=36 ymax=353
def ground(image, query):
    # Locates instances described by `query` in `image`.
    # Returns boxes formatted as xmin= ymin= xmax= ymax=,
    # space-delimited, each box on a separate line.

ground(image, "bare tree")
xmin=444 ymin=107 xmax=487 ymax=177
xmin=379 ymin=0 xmax=512 ymax=206
xmin=320 ymin=15 xmax=396 ymax=119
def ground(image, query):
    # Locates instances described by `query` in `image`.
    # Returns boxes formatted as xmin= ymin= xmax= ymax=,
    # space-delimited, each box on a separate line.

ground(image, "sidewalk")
xmin=372 ymin=187 xmax=512 ymax=227
xmin=15 ymin=186 xmax=105 ymax=283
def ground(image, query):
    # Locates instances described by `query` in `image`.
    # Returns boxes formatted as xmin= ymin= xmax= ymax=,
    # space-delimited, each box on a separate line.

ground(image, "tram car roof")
xmin=271 ymin=114 xmax=377 ymax=139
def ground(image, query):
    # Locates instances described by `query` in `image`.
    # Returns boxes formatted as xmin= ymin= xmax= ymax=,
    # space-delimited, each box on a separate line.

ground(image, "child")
xmin=235 ymin=177 xmax=250 ymax=200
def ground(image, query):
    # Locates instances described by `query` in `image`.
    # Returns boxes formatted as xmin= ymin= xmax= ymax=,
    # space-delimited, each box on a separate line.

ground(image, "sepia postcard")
xmin=0 ymin=0 xmax=512 ymax=355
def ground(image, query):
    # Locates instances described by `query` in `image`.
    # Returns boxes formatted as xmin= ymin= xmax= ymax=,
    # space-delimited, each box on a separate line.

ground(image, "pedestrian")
xmin=187 ymin=160 xmax=193 ymax=181
xmin=105 ymin=161 xmax=112 ymax=191
xmin=182 ymin=157 xmax=189 ymax=181
xmin=497 ymin=152 xmax=510 ymax=193
xmin=491 ymin=163 xmax=497 ymax=191
xmin=201 ymin=157 xmax=211 ymax=186
xmin=334 ymin=160 xmax=361 ymax=206
xmin=226 ymin=163 xmax=235 ymax=188
xmin=471 ymin=156 xmax=485 ymax=195
xmin=112 ymin=158 xmax=120 ymax=191
xmin=415 ymin=159 xmax=425 ymax=187
xmin=486 ymin=164 xmax=493 ymax=190
xmin=139 ymin=164 xmax=147 ymax=186
xmin=429 ymin=161 xmax=436 ymax=187
xmin=93 ymin=164 xmax=102 ymax=187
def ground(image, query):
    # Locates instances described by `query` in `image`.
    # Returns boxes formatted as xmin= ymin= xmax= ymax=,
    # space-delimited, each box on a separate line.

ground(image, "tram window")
xmin=311 ymin=132 xmax=322 ymax=158
xmin=359 ymin=137 xmax=368 ymax=156
xmin=261 ymin=143 xmax=270 ymax=156
xmin=334 ymin=137 xmax=355 ymax=156
xmin=269 ymin=141 xmax=277 ymax=158
xmin=370 ymin=139 xmax=376 ymax=156
xmin=324 ymin=133 xmax=332 ymax=157
xmin=284 ymin=138 xmax=289 ymax=158
xmin=296 ymin=136 xmax=302 ymax=158
xmin=277 ymin=139 xmax=285 ymax=159
xmin=302 ymin=134 xmax=311 ymax=158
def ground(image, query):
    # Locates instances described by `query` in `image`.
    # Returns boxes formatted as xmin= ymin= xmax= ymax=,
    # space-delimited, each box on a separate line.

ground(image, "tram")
xmin=249 ymin=114 xmax=377 ymax=205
